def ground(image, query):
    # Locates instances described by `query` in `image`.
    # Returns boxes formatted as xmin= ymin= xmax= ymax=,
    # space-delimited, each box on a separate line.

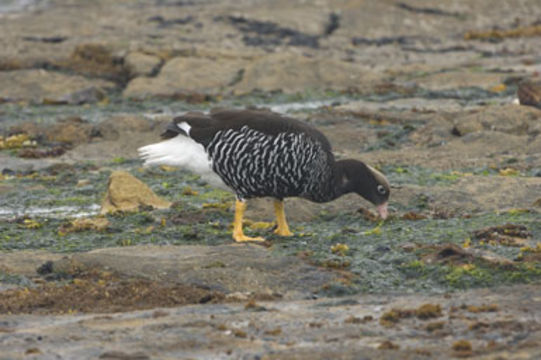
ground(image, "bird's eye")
xmin=377 ymin=184 xmax=386 ymax=195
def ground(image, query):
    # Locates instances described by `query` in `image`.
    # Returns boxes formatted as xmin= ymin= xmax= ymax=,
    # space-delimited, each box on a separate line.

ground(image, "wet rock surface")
xmin=55 ymin=244 xmax=336 ymax=296
xmin=1 ymin=0 xmax=541 ymax=358
xmin=1 ymin=283 xmax=540 ymax=359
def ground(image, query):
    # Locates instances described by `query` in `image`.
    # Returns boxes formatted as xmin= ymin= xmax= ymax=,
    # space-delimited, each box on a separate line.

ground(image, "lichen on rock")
xmin=100 ymin=171 xmax=171 ymax=214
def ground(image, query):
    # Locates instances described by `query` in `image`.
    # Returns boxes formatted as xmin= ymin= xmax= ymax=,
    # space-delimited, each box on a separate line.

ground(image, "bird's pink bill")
xmin=377 ymin=202 xmax=388 ymax=219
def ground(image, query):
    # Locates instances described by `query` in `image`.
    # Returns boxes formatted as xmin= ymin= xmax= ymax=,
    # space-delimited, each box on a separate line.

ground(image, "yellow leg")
xmin=233 ymin=200 xmax=265 ymax=242
xmin=273 ymin=199 xmax=293 ymax=237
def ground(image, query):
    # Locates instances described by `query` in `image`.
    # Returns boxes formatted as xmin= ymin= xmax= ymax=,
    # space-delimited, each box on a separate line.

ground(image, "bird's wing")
xmin=161 ymin=109 xmax=332 ymax=151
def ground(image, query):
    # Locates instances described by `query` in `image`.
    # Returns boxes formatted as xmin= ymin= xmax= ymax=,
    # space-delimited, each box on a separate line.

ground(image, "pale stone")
xmin=125 ymin=52 xmax=162 ymax=77
xmin=100 ymin=171 xmax=171 ymax=214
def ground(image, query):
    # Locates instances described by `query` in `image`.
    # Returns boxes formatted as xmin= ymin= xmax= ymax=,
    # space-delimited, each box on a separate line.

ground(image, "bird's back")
xmin=164 ymin=109 xmax=332 ymax=152
xmin=143 ymin=109 xmax=337 ymax=201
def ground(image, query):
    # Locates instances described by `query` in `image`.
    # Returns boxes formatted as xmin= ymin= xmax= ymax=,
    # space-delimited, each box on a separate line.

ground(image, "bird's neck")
xmin=330 ymin=160 xmax=352 ymax=199
xmin=303 ymin=159 xmax=349 ymax=203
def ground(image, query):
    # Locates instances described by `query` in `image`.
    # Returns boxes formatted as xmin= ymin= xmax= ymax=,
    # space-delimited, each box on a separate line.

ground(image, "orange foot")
xmin=274 ymin=227 xmax=293 ymax=237
xmin=233 ymin=233 xmax=265 ymax=242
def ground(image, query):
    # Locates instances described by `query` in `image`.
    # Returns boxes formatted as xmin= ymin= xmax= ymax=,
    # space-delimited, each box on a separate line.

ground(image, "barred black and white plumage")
xmin=139 ymin=109 xmax=390 ymax=242
xmin=207 ymin=126 xmax=334 ymax=202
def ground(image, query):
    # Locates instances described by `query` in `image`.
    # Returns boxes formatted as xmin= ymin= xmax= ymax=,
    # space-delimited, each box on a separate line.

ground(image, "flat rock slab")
xmin=0 ymin=250 xmax=64 ymax=277
xmin=123 ymin=56 xmax=249 ymax=98
xmin=232 ymin=53 xmax=382 ymax=95
xmin=56 ymin=244 xmax=335 ymax=297
xmin=392 ymin=176 xmax=541 ymax=214
xmin=0 ymin=70 xmax=115 ymax=104
xmin=1 ymin=284 xmax=540 ymax=359
xmin=411 ymin=70 xmax=507 ymax=91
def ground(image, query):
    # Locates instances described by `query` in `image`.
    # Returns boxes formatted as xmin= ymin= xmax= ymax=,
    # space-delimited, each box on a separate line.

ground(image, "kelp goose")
xmin=139 ymin=109 xmax=390 ymax=242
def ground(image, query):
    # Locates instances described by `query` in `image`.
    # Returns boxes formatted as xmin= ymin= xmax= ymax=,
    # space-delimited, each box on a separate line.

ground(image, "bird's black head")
xmin=337 ymin=159 xmax=390 ymax=218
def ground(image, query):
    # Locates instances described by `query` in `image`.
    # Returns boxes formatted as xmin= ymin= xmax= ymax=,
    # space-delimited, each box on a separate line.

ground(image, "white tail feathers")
xmin=138 ymin=135 xmax=229 ymax=190
xmin=138 ymin=136 xmax=207 ymax=171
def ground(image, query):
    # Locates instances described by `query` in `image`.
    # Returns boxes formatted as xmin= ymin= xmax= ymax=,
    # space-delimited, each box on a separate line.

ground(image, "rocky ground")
xmin=1 ymin=0 xmax=541 ymax=359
